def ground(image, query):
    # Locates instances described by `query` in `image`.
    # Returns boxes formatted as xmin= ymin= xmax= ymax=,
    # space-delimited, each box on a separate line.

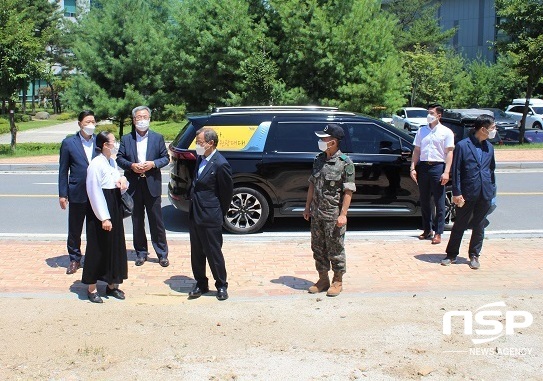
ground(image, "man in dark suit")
xmin=441 ymin=114 xmax=497 ymax=269
xmin=188 ymin=128 xmax=233 ymax=301
xmin=117 ymin=106 xmax=170 ymax=267
xmin=58 ymin=110 xmax=97 ymax=274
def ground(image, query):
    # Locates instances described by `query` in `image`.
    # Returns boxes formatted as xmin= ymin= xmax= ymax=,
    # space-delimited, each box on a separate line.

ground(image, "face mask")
xmin=82 ymin=124 xmax=95 ymax=136
xmin=427 ymin=114 xmax=437 ymax=124
xmin=107 ymin=142 xmax=119 ymax=156
xmin=487 ymin=129 xmax=497 ymax=139
xmin=318 ymin=140 xmax=329 ymax=151
xmin=195 ymin=144 xmax=207 ymax=156
xmin=135 ymin=120 xmax=150 ymax=131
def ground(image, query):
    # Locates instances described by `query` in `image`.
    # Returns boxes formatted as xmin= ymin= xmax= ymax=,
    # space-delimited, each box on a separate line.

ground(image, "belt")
xmin=420 ymin=161 xmax=444 ymax=166
xmin=139 ymin=173 xmax=147 ymax=178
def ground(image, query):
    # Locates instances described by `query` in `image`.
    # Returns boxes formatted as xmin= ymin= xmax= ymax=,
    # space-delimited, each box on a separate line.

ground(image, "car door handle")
xmin=354 ymin=163 xmax=372 ymax=166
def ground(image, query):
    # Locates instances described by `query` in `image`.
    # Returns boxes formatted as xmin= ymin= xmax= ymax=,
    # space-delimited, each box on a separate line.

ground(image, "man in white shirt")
xmin=117 ymin=106 xmax=170 ymax=267
xmin=409 ymin=103 xmax=455 ymax=245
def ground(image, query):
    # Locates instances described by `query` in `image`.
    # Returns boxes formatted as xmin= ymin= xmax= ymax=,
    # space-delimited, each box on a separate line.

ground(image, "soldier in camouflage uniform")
xmin=303 ymin=124 xmax=356 ymax=297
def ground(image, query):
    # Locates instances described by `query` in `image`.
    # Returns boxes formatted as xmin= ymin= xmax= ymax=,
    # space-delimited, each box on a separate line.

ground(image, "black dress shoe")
xmin=216 ymin=287 xmax=229 ymax=301
xmin=159 ymin=257 xmax=170 ymax=267
xmin=66 ymin=260 xmax=80 ymax=274
xmin=87 ymin=291 xmax=103 ymax=303
xmin=106 ymin=287 xmax=125 ymax=300
xmin=135 ymin=256 xmax=147 ymax=266
xmin=188 ymin=285 xmax=209 ymax=298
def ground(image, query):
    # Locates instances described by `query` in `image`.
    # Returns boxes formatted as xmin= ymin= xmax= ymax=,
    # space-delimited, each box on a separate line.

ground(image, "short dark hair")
xmin=474 ymin=114 xmax=495 ymax=131
xmin=427 ymin=103 xmax=444 ymax=116
xmin=78 ymin=110 xmax=94 ymax=122
xmin=96 ymin=131 xmax=112 ymax=151
xmin=196 ymin=128 xmax=219 ymax=147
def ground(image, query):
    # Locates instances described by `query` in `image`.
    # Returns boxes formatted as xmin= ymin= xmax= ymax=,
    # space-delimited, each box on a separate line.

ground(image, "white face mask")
xmin=107 ymin=142 xmax=119 ymax=156
xmin=427 ymin=114 xmax=437 ymax=124
xmin=487 ymin=129 xmax=497 ymax=139
xmin=135 ymin=120 xmax=150 ymax=131
xmin=195 ymin=144 xmax=207 ymax=156
xmin=82 ymin=124 xmax=95 ymax=136
xmin=318 ymin=140 xmax=329 ymax=151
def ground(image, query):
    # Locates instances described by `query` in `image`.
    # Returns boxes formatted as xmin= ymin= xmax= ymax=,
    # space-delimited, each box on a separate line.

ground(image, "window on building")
xmin=64 ymin=0 xmax=77 ymax=17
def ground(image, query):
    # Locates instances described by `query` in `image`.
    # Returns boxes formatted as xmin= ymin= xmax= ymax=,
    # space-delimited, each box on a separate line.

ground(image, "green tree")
xmin=0 ymin=0 xmax=47 ymax=150
xmin=464 ymin=56 xmax=523 ymax=109
xmin=402 ymin=45 xmax=471 ymax=108
xmin=265 ymin=0 xmax=408 ymax=114
xmin=66 ymin=0 xmax=173 ymax=136
xmin=495 ymin=0 xmax=543 ymax=143
xmin=15 ymin=0 xmax=62 ymax=113
xmin=384 ymin=0 xmax=456 ymax=52
xmin=169 ymin=0 xmax=268 ymax=110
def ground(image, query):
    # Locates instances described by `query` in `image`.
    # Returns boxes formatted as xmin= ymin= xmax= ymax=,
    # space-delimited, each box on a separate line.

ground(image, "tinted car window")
xmin=269 ymin=121 xmax=348 ymax=152
xmin=510 ymin=106 xmax=524 ymax=113
xmin=347 ymin=123 xmax=402 ymax=154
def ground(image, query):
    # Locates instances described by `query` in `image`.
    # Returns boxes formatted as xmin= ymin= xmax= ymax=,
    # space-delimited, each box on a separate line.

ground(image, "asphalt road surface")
xmin=1 ymin=169 xmax=542 ymax=240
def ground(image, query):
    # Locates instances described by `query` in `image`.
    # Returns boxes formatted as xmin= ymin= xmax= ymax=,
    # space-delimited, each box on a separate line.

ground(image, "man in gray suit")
xmin=117 ymin=106 xmax=170 ymax=267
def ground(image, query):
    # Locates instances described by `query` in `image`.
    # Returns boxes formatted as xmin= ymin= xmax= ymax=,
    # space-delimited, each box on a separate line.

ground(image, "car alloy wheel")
xmin=224 ymin=187 xmax=270 ymax=234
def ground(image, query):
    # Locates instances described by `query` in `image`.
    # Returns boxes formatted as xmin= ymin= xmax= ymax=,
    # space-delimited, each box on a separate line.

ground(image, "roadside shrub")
xmin=56 ymin=112 xmax=73 ymax=121
xmin=13 ymin=114 xmax=31 ymax=123
xmin=96 ymin=124 xmax=119 ymax=136
xmin=162 ymin=104 xmax=187 ymax=122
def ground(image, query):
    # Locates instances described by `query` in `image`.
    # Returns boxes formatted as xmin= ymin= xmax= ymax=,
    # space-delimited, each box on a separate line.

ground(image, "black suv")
xmin=168 ymin=106 xmax=454 ymax=233
xmin=441 ymin=109 xmax=503 ymax=145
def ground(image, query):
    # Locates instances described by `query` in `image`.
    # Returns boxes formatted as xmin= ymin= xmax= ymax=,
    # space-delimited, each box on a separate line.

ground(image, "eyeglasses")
xmin=134 ymin=115 xmax=150 ymax=121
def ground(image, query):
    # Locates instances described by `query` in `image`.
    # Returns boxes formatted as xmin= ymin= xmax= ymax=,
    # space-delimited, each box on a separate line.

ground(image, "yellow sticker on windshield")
xmin=190 ymin=126 xmax=258 ymax=150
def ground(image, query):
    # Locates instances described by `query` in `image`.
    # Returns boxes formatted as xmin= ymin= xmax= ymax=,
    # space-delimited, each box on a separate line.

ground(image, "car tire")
xmin=224 ymin=187 xmax=270 ymax=234
xmin=533 ymin=122 xmax=542 ymax=129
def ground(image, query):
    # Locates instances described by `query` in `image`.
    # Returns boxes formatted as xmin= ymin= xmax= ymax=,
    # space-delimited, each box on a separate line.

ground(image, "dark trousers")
xmin=131 ymin=178 xmax=168 ymax=259
xmin=67 ymin=202 xmax=89 ymax=262
xmin=189 ymin=222 xmax=228 ymax=290
xmin=417 ymin=162 xmax=446 ymax=234
xmin=446 ymin=196 xmax=491 ymax=258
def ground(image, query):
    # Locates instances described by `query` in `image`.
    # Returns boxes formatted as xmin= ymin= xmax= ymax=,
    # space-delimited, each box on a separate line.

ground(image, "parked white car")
xmin=505 ymin=98 xmax=543 ymax=129
xmin=392 ymin=107 xmax=427 ymax=133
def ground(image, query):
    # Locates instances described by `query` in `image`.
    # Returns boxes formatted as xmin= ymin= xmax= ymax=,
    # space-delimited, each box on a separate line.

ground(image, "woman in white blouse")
xmin=83 ymin=131 xmax=129 ymax=303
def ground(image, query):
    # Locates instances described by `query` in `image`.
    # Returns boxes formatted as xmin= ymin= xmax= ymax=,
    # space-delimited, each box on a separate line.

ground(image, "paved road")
xmin=0 ymin=169 xmax=542 ymax=239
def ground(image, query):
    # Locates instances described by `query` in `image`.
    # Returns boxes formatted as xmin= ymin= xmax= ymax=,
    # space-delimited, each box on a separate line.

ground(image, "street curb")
xmin=1 ymin=161 xmax=541 ymax=172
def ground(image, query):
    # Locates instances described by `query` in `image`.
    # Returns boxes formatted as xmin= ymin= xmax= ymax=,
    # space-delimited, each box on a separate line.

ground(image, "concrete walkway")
xmin=0 ymin=120 xmax=79 ymax=145
xmin=1 ymin=236 xmax=541 ymax=299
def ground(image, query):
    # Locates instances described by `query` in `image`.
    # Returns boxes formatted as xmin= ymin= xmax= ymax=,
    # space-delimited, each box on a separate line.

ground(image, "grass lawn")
xmin=495 ymin=143 xmax=543 ymax=149
xmin=0 ymin=143 xmax=60 ymax=158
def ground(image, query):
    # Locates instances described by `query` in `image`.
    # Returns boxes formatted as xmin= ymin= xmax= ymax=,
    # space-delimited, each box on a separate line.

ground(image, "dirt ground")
xmin=0 ymin=292 xmax=541 ymax=380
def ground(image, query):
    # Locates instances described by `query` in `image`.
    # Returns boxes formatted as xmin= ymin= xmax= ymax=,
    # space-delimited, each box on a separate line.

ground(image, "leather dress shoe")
xmin=66 ymin=260 xmax=80 ymax=274
xmin=216 ymin=287 xmax=229 ymax=301
xmin=87 ymin=291 xmax=103 ymax=304
xmin=135 ymin=256 xmax=147 ymax=266
xmin=159 ymin=257 xmax=170 ymax=267
xmin=418 ymin=230 xmax=433 ymax=240
xmin=106 ymin=287 xmax=125 ymax=300
xmin=431 ymin=234 xmax=442 ymax=244
xmin=188 ymin=285 xmax=209 ymax=298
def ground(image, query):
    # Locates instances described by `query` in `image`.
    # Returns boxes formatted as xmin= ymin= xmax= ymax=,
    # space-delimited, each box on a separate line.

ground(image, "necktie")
xmin=197 ymin=158 xmax=207 ymax=178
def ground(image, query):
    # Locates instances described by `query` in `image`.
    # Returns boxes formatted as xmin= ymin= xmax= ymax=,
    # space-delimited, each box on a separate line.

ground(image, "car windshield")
xmin=487 ymin=108 xmax=506 ymax=117
xmin=532 ymin=107 xmax=543 ymax=115
xmin=406 ymin=109 xmax=427 ymax=118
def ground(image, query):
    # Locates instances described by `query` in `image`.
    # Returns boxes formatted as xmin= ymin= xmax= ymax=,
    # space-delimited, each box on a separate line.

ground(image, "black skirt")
xmin=82 ymin=188 xmax=128 ymax=285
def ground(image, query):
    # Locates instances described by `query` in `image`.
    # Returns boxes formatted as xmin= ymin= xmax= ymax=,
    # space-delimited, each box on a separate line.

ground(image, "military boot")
xmin=308 ymin=271 xmax=330 ymax=294
xmin=326 ymin=272 xmax=343 ymax=297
